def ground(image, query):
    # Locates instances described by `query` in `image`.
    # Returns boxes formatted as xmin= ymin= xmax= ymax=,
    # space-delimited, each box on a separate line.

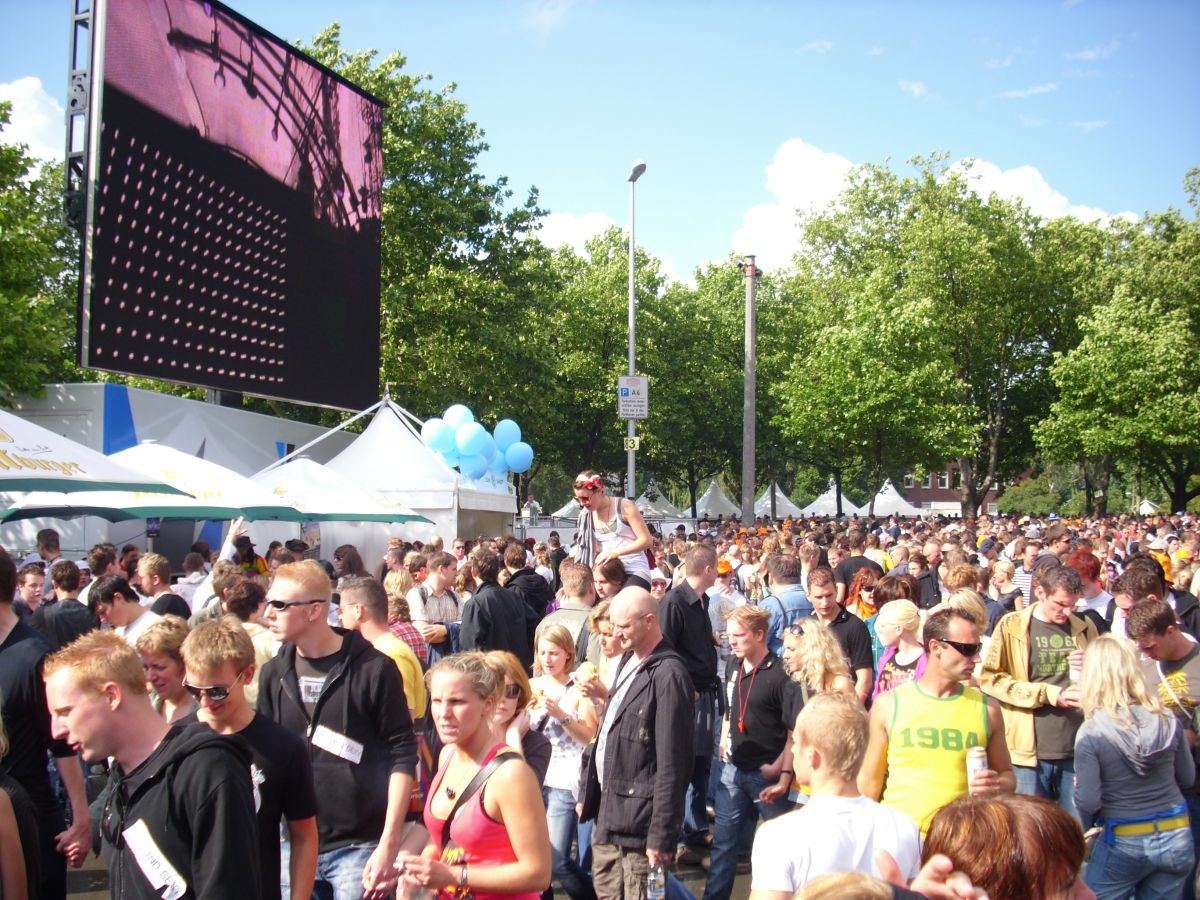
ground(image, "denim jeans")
xmin=1014 ymin=758 xmax=1079 ymax=822
xmin=1184 ymin=793 xmax=1200 ymax=900
xmin=544 ymin=787 xmax=596 ymax=900
xmin=700 ymin=764 xmax=792 ymax=900
xmin=1085 ymin=825 xmax=1194 ymax=900
xmin=308 ymin=842 xmax=377 ymax=900
xmin=681 ymin=692 xmax=718 ymax=846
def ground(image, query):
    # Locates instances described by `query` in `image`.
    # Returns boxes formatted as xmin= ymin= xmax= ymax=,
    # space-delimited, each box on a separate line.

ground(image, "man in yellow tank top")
xmin=859 ymin=607 xmax=1015 ymax=833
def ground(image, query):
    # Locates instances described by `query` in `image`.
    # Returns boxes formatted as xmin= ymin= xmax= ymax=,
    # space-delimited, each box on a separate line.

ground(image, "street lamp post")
xmin=627 ymin=160 xmax=646 ymax=499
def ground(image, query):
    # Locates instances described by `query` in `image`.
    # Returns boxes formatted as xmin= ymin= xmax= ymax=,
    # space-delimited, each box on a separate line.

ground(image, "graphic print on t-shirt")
xmin=299 ymin=675 xmax=326 ymax=706
xmin=1030 ymin=623 xmax=1072 ymax=680
xmin=1157 ymin=669 xmax=1197 ymax=714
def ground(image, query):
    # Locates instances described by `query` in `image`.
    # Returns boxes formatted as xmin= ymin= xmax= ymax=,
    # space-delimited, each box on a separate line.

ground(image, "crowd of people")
xmin=2 ymin=475 xmax=1200 ymax=900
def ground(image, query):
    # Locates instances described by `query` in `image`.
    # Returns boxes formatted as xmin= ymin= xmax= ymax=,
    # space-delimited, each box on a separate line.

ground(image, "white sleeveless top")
xmin=593 ymin=501 xmax=651 ymax=578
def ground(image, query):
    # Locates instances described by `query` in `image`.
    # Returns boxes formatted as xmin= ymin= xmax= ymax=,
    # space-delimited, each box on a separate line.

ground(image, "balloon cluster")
xmin=420 ymin=404 xmax=534 ymax=479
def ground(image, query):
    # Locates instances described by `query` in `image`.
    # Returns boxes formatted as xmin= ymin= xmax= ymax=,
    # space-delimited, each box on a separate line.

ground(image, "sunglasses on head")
xmin=787 ymin=622 xmax=805 ymax=637
xmin=937 ymin=638 xmax=983 ymax=658
xmin=504 ymin=683 xmax=522 ymax=699
xmin=265 ymin=598 xmax=324 ymax=612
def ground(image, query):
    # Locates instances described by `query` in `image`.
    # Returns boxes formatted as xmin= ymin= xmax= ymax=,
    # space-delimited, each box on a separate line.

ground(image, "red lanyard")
xmin=736 ymin=661 xmax=760 ymax=734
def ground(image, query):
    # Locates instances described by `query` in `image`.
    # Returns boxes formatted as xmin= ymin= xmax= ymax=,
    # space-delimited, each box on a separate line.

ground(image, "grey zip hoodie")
xmin=1074 ymin=706 xmax=1195 ymax=826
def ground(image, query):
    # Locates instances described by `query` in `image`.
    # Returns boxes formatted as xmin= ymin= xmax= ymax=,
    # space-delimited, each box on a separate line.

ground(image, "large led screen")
xmin=80 ymin=0 xmax=384 ymax=410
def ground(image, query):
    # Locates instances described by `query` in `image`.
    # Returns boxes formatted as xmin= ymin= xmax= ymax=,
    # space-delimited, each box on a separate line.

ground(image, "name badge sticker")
xmin=311 ymin=724 xmax=364 ymax=764
xmin=123 ymin=818 xmax=188 ymax=900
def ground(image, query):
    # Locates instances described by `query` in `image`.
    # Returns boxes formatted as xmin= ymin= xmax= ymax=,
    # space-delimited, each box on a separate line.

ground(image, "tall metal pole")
xmin=740 ymin=256 xmax=759 ymax=524
xmin=627 ymin=161 xmax=645 ymax=499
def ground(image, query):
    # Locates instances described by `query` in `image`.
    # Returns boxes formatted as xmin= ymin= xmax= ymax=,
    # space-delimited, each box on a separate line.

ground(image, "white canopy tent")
xmin=637 ymin=485 xmax=683 ymax=519
xmin=550 ymin=498 xmax=580 ymax=519
xmin=1138 ymin=498 xmax=1160 ymax=516
xmin=316 ymin=401 xmax=515 ymax=561
xmin=798 ymin=482 xmax=865 ymax=517
xmin=866 ymin=479 xmax=924 ymax=517
xmin=754 ymin=483 xmax=804 ymax=519
xmin=688 ymin=480 xmax=740 ymax=519
xmin=250 ymin=457 xmax=429 ymax=523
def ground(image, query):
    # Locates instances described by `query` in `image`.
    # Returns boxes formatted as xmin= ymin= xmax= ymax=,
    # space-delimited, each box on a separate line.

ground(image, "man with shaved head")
xmin=584 ymin=586 xmax=694 ymax=899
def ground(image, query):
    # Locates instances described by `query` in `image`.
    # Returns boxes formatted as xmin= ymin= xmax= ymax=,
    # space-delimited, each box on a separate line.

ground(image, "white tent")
xmin=637 ymin=485 xmax=683 ymax=519
xmin=798 ymin=481 xmax=865 ymax=517
xmin=688 ymin=480 xmax=740 ymax=519
xmin=866 ymin=479 xmax=924 ymax=517
xmin=754 ymin=483 xmax=804 ymax=519
xmin=321 ymin=402 xmax=515 ymax=556
xmin=250 ymin=457 xmax=429 ymax=523
xmin=1138 ymin=498 xmax=1160 ymax=516
xmin=551 ymin=498 xmax=581 ymax=519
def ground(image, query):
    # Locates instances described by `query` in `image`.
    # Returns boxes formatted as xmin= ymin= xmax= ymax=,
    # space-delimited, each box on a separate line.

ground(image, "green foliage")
xmin=996 ymin=473 xmax=1064 ymax=516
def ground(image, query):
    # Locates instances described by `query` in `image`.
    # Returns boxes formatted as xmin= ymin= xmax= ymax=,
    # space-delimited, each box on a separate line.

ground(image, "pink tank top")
xmin=423 ymin=744 xmax=539 ymax=900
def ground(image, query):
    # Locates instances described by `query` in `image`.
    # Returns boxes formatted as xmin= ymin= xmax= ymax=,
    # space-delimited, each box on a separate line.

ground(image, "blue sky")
xmin=2 ymin=0 xmax=1198 ymax=279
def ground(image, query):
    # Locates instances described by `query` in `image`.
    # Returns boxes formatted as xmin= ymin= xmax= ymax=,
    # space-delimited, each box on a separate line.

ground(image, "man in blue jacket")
xmin=259 ymin=561 xmax=417 ymax=900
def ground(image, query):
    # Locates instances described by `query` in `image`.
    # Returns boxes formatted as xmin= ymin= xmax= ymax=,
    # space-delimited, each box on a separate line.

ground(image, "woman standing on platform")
xmin=570 ymin=471 xmax=653 ymax=589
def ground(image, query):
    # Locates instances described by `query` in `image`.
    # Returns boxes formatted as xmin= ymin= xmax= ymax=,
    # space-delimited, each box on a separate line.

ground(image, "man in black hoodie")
xmin=460 ymin=548 xmax=536 ymax=671
xmin=503 ymin=541 xmax=555 ymax=623
xmin=43 ymin=629 xmax=259 ymax=899
xmin=259 ymin=560 xmax=417 ymax=900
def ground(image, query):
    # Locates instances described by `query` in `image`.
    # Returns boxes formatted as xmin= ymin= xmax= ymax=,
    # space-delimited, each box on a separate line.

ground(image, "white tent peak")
xmin=867 ymin=479 xmax=923 ymax=517
xmin=754 ymin=483 xmax=804 ymax=518
xmin=689 ymin=480 xmax=739 ymax=519
xmin=799 ymin=480 xmax=865 ymax=517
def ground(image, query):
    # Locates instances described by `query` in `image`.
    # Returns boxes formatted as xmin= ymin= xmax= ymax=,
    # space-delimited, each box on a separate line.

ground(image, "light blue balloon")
xmin=488 ymin=453 xmax=509 ymax=475
xmin=438 ymin=448 xmax=460 ymax=468
xmin=455 ymin=421 xmax=490 ymax=456
xmin=479 ymin=434 xmax=497 ymax=462
xmin=422 ymin=418 xmax=455 ymax=454
xmin=443 ymin=404 xmax=475 ymax=430
xmin=493 ymin=419 xmax=522 ymax=452
xmin=504 ymin=441 xmax=534 ymax=473
xmin=460 ymin=453 xmax=488 ymax=479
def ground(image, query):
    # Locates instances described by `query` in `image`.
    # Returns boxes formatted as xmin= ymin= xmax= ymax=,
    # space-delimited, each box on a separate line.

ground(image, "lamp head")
xmin=628 ymin=160 xmax=647 ymax=183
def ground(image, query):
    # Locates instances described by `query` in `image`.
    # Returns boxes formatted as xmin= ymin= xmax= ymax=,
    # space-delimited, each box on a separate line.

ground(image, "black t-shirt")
xmin=0 ymin=620 xmax=72 ymax=811
xmin=35 ymin=598 xmax=98 ymax=651
xmin=827 ymin=608 xmax=875 ymax=677
xmin=237 ymin=714 xmax=318 ymax=900
xmin=151 ymin=591 xmax=192 ymax=620
xmin=724 ymin=654 xmax=801 ymax=770
xmin=833 ymin=555 xmax=885 ymax=587
xmin=294 ymin=643 xmax=346 ymax=719
xmin=659 ymin=582 xmax=719 ymax=692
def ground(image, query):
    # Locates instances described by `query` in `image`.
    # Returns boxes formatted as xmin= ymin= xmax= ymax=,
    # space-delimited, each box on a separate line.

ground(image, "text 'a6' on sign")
xmin=617 ymin=376 xmax=649 ymax=420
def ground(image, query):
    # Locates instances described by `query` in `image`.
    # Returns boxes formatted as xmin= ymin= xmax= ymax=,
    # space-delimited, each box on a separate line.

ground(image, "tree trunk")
xmin=687 ymin=462 xmax=698 ymax=520
xmin=1157 ymin=452 xmax=1200 ymax=514
xmin=833 ymin=468 xmax=844 ymax=517
xmin=958 ymin=456 xmax=982 ymax=522
xmin=1091 ymin=454 xmax=1113 ymax=517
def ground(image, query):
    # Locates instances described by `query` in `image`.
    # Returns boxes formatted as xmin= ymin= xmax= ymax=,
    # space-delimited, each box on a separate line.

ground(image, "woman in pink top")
xmin=396 ymin=653 xmax=550 ymax=899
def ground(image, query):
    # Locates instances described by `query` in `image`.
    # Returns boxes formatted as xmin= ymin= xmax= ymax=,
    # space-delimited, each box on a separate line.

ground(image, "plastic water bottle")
xmin=647 ymin=863 xmax=666 ymax=900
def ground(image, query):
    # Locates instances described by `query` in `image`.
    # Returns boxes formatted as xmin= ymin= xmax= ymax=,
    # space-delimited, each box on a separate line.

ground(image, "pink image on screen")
xmin=102 ymin=0 xmax=382 ymax=233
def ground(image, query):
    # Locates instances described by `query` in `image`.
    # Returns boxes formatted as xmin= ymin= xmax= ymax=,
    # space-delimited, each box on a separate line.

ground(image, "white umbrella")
xmin=0 ymin=408 xmax=187 ymax=494
xmin=1 ymin=488 xmax=250 ymax=524
xmin=251 ymin=457 xmax=431 ymax=523
xmin=107 ymin=441 xmax=303 ymax=521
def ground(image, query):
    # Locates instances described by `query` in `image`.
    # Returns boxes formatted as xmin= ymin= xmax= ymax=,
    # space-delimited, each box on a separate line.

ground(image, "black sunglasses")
xmin=787 ymin=622 xmax=806 ymax=637
xmin=937 ymin=638 xmax=983 ymax=658
xmin=264 ymin=598 xmax=324 ymax=612
xmin=183 ymin=681 xmax=234 ymax=702
xmin=101 ymin=782 xmax=127 ymax=848
xmin=503 ymin=683 xmax=522 ymax=699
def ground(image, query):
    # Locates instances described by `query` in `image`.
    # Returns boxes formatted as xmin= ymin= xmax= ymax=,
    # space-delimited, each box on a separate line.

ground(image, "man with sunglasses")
xmin=181 ymin=618 xmax=319 ymax=900
xmin=258 ymin=560 xmax=417 ymax=900
xmin=43 ymin=628 xmax=260 ymax=899
xmin=860 ymin=607 xmax=1014 ymax=834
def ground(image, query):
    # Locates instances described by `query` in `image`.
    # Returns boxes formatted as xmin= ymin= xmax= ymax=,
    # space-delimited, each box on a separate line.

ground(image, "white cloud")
xmin=801 ymin=40 xmax=833 ymax=54
xmin=951 ymin=158 xmax=1135 ymax=224
xmin=730 ymin=138 xmax=1136 ymax=272
xmin=0 ymin=77 xmax=64 ymax=162
xmin=1002 ymin=82 xmax=1059 ymax=99
xmin=898 ymin=80 xmax=928 ymax=99
xmin=1071 ymin=120 xmax=1108 ymax=132
xmin=536 ymin=210 xmax=615 ymax=256
xmin=985 ymin=49 xmax=1021 ymax=69
xmin=867 ymin=46 xmax=885 ymax=57
xmin=1066 ymin=39 xmax=1119 ymax=61
xmin=522 ymin=0 xmax=577 ymax=39
xmin=731 ymin=139 xmax=855 ymax=271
